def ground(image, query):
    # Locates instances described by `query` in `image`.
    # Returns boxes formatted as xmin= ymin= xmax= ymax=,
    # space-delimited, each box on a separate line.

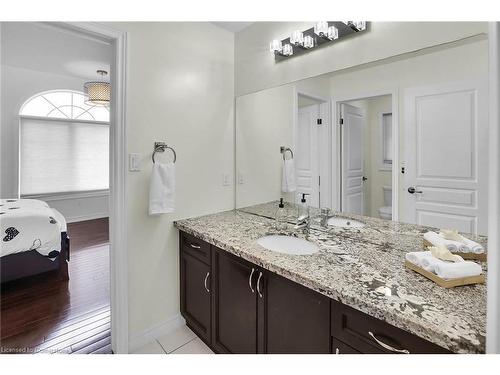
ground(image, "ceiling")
xmin=211 ymin=22 xmax=253 ymax=33
xmin=1 ymin=22 xmax=111 ymax=80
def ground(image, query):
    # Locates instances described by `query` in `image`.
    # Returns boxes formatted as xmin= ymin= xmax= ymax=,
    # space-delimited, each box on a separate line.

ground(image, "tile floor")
xmin=132 ymin=325 xmax=214 ymax=354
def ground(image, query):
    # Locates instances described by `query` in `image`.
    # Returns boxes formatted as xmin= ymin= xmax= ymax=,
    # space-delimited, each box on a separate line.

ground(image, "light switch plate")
xmin=238 ymin=172 xmax=244 ymax=185
xmin=223 ymin=173 xmax=231 ymax=186
xmin=129 ymin=153 xmax=142 ymax=172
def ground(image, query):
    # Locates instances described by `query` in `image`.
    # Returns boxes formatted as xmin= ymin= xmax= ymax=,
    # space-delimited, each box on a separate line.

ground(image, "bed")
xmin=1 ymin=199 xmax=70 ymax=284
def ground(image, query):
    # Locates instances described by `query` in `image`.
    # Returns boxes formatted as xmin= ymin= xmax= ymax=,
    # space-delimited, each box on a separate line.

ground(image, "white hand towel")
xmin=405 ymin=251 xmax=433 ymax=268
xmin=424 ymin=231 xmax=462 ymax=252
xmin=282 ymin=158 xmax=297 ymax=193
xmin=149 ymin=162 xmax=175 ymax=215
xmin=420 ymin=256 xmax=443 ymax=273
xmin=434 ymin=260 xmax=482 ymax=280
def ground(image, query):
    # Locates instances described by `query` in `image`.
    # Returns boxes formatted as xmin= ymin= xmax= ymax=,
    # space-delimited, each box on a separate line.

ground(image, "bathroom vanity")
xmin=175 ymin=202 xmax=487 ymax=354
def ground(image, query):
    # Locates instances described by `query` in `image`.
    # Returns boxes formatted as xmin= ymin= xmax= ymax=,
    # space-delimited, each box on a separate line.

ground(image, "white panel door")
xmin=404 ymin=81 xmax=488 ymax=235
xmin=295 ymin=103 xmax=320 ymax=207
xmin=341 ymin=103 xmax=365 ymax=215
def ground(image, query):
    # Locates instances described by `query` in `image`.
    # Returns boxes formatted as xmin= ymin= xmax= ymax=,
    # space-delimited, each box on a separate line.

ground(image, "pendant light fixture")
xmin=84 ymin=70 xmax=110 ymax=106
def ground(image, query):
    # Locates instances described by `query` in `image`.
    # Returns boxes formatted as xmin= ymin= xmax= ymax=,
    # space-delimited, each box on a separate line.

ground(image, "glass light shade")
xmin=84 ymin=81 xmax=110 ymax=106
xmin=303 ymin=35 xmax=314 ymax=49
xmin=327 ymin=26 xmax=339 ymax=40
xmin=282 ymin=44 xmax=293 ymax=56
xmin=290 ymin=30 xmax=304 ymax=46
xmin=270 ymin=39 xmax=283 ymax=53
xmin=354 ymin=21 xmax=366 ymax=31
xmin=314 ymin=21 xmax=329 ymax=37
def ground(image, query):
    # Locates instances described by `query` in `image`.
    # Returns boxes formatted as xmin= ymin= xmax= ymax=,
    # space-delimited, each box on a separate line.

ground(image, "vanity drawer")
xmin=331 ymin=300 xmax=450 ymax=354
xmin=180 ymin=231 xmax=211 ymax=265
xmin=332 ymin=338 xmax=361 ymax=354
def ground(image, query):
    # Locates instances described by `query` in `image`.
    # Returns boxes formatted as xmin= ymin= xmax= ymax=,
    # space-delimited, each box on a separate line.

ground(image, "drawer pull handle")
xmin=335 ymin=348 xmax=340 ymax=354
xmin=190 ymin=243 xmax=201 ymax=249
xmin=249 ymin=268 xmax=255 ymax=293
xmin=204 ymin=272 xmax=210 ymax=293
xmin=368 ymin=331 xmax=410 ymax=354
xmin=257 ymin=271 xmax=263 ymax=298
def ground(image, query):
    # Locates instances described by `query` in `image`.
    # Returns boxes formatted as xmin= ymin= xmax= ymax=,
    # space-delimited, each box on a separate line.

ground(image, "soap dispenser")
xmin=275 ymin=198 xmax=287 ymax=231
xmin=298 ymin=193 xmax=310 ymax=220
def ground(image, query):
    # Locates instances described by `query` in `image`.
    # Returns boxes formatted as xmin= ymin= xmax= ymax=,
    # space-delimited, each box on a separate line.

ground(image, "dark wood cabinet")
xmin=179 ymin=231 xmax=450 ymax=354
xmin=180 ymin=247 xmax=211 ymax=345
xmin=212 ymin=248 xmax=258 ymax=353
xmin=258 ymin=269 xmax=331 ymax=353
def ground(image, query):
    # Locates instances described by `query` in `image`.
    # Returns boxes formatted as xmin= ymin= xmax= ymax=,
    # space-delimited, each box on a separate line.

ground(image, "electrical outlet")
xmin=223 ymin=173 xmax=231 ymax=186
xmin=128 ymin=153 xmax=142 ymax=172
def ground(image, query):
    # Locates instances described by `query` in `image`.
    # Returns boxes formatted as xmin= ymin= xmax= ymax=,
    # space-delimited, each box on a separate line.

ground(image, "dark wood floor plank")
xmin=74 ymin=335 xmax=112 ymax=354
xmin=1 ymin=218 xmax=110 ymax=355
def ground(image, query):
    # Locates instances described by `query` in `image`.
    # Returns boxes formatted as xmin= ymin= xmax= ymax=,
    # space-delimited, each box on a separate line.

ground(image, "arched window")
xmin=20 ymin=90 xmax=109 ymax=122
xmin=19 ymin=90 xmax=109 ymax=196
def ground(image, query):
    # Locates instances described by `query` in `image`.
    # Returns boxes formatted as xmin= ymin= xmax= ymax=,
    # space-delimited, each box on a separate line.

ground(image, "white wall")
xmin=109 ymin=22 xmax=235 ymax=342
xmin=235 ymin=22 xmax=487 ymax=96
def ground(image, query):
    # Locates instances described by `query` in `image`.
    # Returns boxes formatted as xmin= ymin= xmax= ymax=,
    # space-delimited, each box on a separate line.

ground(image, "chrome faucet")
xmin=295 ymin=214 xmax=310 ymax=234
xmin=320 ymin=208 xmax=330 ymax=228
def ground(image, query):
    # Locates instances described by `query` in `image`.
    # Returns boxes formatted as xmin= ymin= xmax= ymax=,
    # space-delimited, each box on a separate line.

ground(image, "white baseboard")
xmin=128 ymin=314 xmax=186 ymax=353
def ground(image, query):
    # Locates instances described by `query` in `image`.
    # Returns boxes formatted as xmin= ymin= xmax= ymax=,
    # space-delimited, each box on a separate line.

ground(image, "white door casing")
xmin=404 ymin=81 xmax=488 ymax=235
xmin=295 ymin=103 xmax=320 ymax=207
xmin=341 ymin=103 xmax=366 ymax=215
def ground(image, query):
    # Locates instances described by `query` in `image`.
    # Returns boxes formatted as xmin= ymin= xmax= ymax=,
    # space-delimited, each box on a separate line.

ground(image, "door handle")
xmin=407 ymin=187 xmax=423 ymax=194
xmin=368 ymin=331 xmax=410 ymax=354
xmin=256 ymin=271 xmax=263 ymax=298
xmin=204 ymin=272 xmax=210 ymax=293
xmin=362 ymin=176 xmax=368 ymax=181
xmin=248 ymin=268 xmax=255 ymax=293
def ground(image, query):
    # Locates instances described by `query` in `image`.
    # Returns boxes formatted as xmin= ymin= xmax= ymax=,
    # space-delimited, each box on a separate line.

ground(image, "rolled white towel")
xmin=424 ymin=231 xmax=462 ymax=252
xmin=459 ymin=237 xmax=485 ymax=254
xmin=420 ymin=256 xmax=443 ymax=273
xmin=434 ymin=261 xmax=482 ymax=280
xmin=405 ymin=251 xmax=433 ymax=268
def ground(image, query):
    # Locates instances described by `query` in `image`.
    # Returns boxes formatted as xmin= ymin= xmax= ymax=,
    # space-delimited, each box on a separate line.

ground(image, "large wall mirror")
xmin=235 ymin=36 xmax=489 ymax=235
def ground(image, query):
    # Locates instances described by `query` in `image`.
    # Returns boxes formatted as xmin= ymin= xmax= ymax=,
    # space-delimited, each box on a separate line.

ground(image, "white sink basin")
xmin=327 ymin=217 xmax=365 ymax=228
xmin=256 ymin=235 xmax=320 ymax=255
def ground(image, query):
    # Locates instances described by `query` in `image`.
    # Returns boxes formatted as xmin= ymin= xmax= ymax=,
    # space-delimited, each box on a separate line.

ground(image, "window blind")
xmin=20 ymin=117 xmax=109 ymax=195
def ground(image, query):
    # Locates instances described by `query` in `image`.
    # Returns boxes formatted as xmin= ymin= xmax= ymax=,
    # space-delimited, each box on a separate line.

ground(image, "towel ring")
xmin=152 ymin=142 xmax=177 ymax=164
xmin=280 ymin=146 xmax=294 ymax=161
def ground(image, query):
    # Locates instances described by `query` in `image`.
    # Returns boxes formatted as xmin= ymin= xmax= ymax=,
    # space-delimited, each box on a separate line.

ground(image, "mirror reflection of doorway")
xmin=339 ymin=94 xmax=393 ymax=220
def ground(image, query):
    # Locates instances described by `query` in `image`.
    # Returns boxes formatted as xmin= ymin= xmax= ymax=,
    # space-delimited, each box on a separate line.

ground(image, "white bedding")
xmin=0 ymin=199 xmax=66 ymax=259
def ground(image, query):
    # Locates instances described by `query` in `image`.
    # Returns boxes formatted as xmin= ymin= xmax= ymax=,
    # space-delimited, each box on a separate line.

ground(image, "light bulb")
xmin=352 ymin=21 xmax=366 ymax=31
xmin=314 ymin=21 xmax=329 ymax=37
xmin=327 ymin=26 xmax=338 ymax=40
xmin=303 ymin=35 xmax=314 ymax=49
xmin=282 ymin=44 xmax=293 ymax=56
xmin=290 ymin=30 xmax=304 ymax=46
xmin=269 ymin=39 xmax=283 ymax=54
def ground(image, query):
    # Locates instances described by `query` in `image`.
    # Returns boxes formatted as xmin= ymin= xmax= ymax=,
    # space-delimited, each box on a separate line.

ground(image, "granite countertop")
xmin=174 ymin=201 xmax=487 ymax=354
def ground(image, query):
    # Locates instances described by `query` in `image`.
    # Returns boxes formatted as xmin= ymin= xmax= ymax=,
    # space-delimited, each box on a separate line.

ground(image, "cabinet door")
xmin=212 ymin=248 xmax=258 ymax=353
xmin=258 ymin=270 xmax=331 ymax=353
xmin=180 ymin=251 xmax=211 ymax=344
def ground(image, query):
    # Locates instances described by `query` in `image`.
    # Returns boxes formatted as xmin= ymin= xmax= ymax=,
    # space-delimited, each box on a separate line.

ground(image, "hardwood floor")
xmin=0 ymin=217 xmax=111 ymax=354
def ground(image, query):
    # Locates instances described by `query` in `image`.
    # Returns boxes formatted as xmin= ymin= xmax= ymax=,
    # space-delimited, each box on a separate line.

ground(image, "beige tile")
xmin=157 ymin=325 xmax=197 ymax=353
xmin=132 ymin=340 xmax=166 ymax=354
xmin=171 ymin=338 xmax=214 ymax=354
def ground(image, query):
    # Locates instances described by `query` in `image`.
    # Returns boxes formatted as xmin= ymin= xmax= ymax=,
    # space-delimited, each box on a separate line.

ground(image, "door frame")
xmin=292 ymin=88 xmax=331 ymax=208
xmin=332 ymin=89 xmax=399 ymax=221
xmin=57 ymin=22 xmax=129 ymax=354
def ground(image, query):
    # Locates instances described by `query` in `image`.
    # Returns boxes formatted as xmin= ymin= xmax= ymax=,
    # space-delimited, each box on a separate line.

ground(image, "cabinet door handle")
xmin=190 ymin=243 xmax=201 ymax=249
xmin=248 ymin=268 xmax=255 ymax=293
xmin=335 ymin=348 xmax=340 ymax=354
xmin=368 ymin=331 xmax=410 ymax=354
xmin=204 ymin=272 xmax=210 ymax=293
xmin=256 ymin=271 xmax=263 ymax=298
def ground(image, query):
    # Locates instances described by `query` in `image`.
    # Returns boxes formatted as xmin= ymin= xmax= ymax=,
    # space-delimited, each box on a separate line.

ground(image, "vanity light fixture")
xmin=271 ymin=21 xmax=368 ymax=61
